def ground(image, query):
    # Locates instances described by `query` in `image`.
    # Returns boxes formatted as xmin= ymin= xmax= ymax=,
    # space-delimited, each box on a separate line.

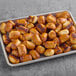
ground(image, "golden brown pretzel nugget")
xmin=46 ymin=14 xmax=56 ymax=23
xmin=38 ymin=15 xmax=45 ymax=24
xmin=49 ymin=30 xmax=56 ymax=39
xmin=0 ymin=23 xmax=6 ymax=34
xmin=44 ymin=49 xmax=54 ymax=56
xmin=56 ymin=11 xmax=70 ymax=18
xmin=23 ymin=33 xmax=32 ymax=40
xmin=36 ymin=24 xmax=46 ymax=33
xmin=36 ymin=46 xmax=45 ymax=54
xmin=9 ymin=31 xmax=20 ymax=39
xmin=11 ymin=50 xmax=19 ymax=57
xmin=70 ymin=32 xmax=76 ymax=44
xmin=54 ymin=46 xmax=63 ymax=54
xmin=30 ymin=28 xmax=39 ymax=35
xmin=11 ymin=39 xmax=21 ymax=50
xmin=17 ymin=26 xmax=28 ymax=34
xmin=46 ymin=23 xmax=56 ymax=30
xmin=57 ymin=18 xmax=67 ymax=24
xmin=29 ymin=50 xmax=40 ymax=59
xmin=28 ymin=16 xmax=38 ymax=24
xmin=55 ymin=23 xmax=62 ymax=33
xmin=20 ymin=54 xmax=32 ymax=62
xmin=68 ymin=18 xmax=73 ymax=22
xmin=8 ymin=20 xmax=15 ymax=26
xmin=61 ymin=44 xmax=71 ymax=53
xmin=17 ymin=44 xmax=27 ymax=57
xmin=31 ymin=34 xmax=42 ymax=45
xmin=63 ymin=21 xmax=71 ymax=29
xmin=27 ymin=23 xmax=34 ymax=29
xmin=40 ymin=33 xmax=47 ymax=42
xmin=69 ymin=26 xmax=76 ymax=33
xmin=20 ymin=33 xmax=32 ymax=41
xmin=66 ymin=40 xmax=72 ymax=46
xmin=53 ymin=37 xmax=60 ymax=46
xmin=61 ymin=11 xmax=70 ymax=18
xmin=59 ymin=34 xmax=69 ymax=43
xmin=5 ymin=42 xmax=12 ymax=53
xmin=23 ymin=41 xmax=35 ymax=49
xmin=5 ymin=22 xmax=13 ymax=32
xmin=72 ymin=44 xmax=76 ymax=50
xmin=16 ymin=19 xmax=27 ymax=26
xmin=43 ymin=41 xmax=56 ymax=49
xmin=8 ymin=54 xmax=19 ymax=64
xmin=3 ymin=34 xmax=10 ymax=44
xmin=58 ymin=29 xmax=69 ymax=36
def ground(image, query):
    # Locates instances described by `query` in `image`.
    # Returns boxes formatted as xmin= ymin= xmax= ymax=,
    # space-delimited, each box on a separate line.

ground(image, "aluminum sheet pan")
xmin=0 ymin=10 xmax=76 ymax=67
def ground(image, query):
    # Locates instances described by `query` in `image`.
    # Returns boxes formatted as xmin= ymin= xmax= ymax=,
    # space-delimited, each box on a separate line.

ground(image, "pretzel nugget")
xmin=11 ymin=39 xmax=21 ymax=50
xmin=30 ymin=28 xmax=39 ymax=35
xmin=27 ymin=23 xmax=34 ymax=29
xmin=2 ymin=34 xmax=10 ymax=44
xmin=58 ymin=29 xmax=69 ymax=36
xmin=36 ymin=46 xmax=45 ymax=54
xmin=20 ymin=54 xmax=32 ymax=62
xmin=17 ymin=26 xmax=28 ymax=34
xmin=16 ymin=19 xmax=27 ymax=26
xmin=40 ymin=33 xmax=47 ymax=42
xmin=8 ymin=20 xmax=15 ymax=26
xmin=31 ymin=34 xmax=42 ymax=45
xmin=72 ymin=44 xmax=76 ymax=50
xmin=9 ymin=31 xmax=20 ymax=39
xmin=44 ymin=49 xmax=54 ymax=56
xmin=8 ymin=54 xmax=19 ymax=64
xmin=57 ymin=18 xmax=67 ymax=24
xmin=61 ymin=44 xmax=71 ymax=53
xmin=38 ymin=15 xmax=45 ymax=24
xmin=20 ymin=33 xmax=32 ymax=41
xmin=46 ymin=23 xmax=56 ymax=30
xmin=49 ymin=30 xmax=56 ymax=39
xmin=17 ymin=44 xmax=27 ymax=57
xmin=0 ymin=23 xmax=6 ymax=34
xmin=43 ymin=41 xmax=56 ymax=49
xmin=55 ymin=23 xmax=62 ymax=33
xmin=54 ymin=46 xmax=63 ymax=54
xmin=28 ymin=16 xmax=38 ymax=24
xmin=23 ymin=41 xmax=35 ymax=49
xmin=36 ymin=24 xmax=46 ymax=33
xmin=46 ymin=14 xmax=56 ymax=23
xmin=53 ymin=37 xmax=60 ymax=46
xmin=63 ymin=21 xmax=71 ymax=29
xmin=70 ymin=32 xmax=76 ymax=44
xmin=5 ymin=42 xmax=12 ymax=53
xmin=11 ymin=50 xmax=19 ymax=57
xmin=69 ymin=25 xmax=76 ymax=33
xmin=56 ymin=11 xmax=70 ymax=18
xmin=59 ymin=34 xmax=69 ymax=43
xmin=5 ymin=22 xmax=13 ymax=32
xmin=29 ymin=50 xmax=40 ymax=59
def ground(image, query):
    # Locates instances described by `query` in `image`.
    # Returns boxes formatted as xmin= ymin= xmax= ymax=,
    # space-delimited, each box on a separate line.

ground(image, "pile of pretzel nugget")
xmin=0 ymin=11 xmax=76 ymax=64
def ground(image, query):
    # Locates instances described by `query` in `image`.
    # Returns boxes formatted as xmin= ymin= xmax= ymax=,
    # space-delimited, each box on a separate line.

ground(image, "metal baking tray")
xmin=0 ymin=10 xmax=76 ymax=67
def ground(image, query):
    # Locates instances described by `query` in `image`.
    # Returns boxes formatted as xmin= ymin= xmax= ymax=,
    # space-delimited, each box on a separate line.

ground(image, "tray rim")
xmin=0 ymin=10 xmax=76 ymax=67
